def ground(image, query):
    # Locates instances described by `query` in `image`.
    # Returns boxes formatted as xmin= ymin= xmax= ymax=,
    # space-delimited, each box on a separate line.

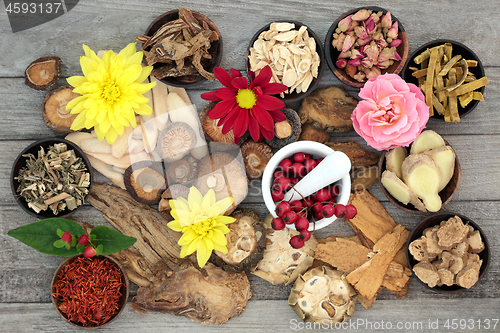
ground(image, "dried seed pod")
xmin=42 ymin=86 xmax=80 ymax=133
xmin=25 ymin=56 xmax=61 ymax=90
xmin=241 ymin=141 xmax=273 ymax=179
xmin=158 ymin=122 xmax=197 ymax=163
xmin=265 ymin=108 xmax=301 ymax=149
xmin=124 ymin=161 xmax=166 ymax=205
xmin=166 ymin=155 xmax=198 ymax=184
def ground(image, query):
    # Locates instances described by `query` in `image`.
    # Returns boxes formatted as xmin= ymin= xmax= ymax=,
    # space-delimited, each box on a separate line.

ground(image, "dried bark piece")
xmin=192 ymin=49 xmax=216 ymax=80
xmin=25 ymin=56 xmax=61 ymax=90
xmin=299 ymin=123 xmax=330 ymax=143
xmin=326 ymin=141 xmax=379 ymax=169
xmin=346 ymin=224 xmax=410 ymax=299
xmin=131 ymin=261 xmax=252 ymax=325
xmin=351 ymin=166 xmax=379 ymax=192
xmin=298 ymin=86 xmax=357 ymax=133
xmin=142 ymin=18 xmax=189 ymax=50
xmin=345 ymin=190 xmax=397 ymax=249
xmin=314 ymin=239 xmax=371 ymax=274
xmin=151 ymin=64 xmax=198 ymax=79
xmin=42 ymin=86 xmax=80 ymax=133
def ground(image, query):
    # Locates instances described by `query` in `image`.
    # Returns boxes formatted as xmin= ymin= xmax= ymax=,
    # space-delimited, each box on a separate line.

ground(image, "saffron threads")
xmin=52 ymin=256 xmax=124 ymax=326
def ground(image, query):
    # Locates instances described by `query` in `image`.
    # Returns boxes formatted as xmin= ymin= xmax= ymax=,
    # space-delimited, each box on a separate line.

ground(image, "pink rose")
xmin=351 ymin=73 xmax=429 ymax=151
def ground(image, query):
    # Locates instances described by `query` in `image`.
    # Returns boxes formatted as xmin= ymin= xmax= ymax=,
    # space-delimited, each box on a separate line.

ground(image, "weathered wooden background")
xmin=0 ymin=0 xmax=498 ymax=332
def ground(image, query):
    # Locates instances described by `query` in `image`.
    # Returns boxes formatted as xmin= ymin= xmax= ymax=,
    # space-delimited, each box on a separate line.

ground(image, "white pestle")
xmin=283 ymin=151 xmax=351 ymax=202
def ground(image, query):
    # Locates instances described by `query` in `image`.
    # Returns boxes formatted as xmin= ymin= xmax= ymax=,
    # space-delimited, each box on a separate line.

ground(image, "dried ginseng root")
xmin=25 ymin=56 xmax=61 ymax=90
xmin=15 ymin=143 xmax=90 ymax=215
xmin=248 ymin=22 xmax=321 ymax=96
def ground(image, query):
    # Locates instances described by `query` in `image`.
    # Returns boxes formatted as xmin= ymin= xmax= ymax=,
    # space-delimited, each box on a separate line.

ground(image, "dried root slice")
xmin=467 ymin=230 xmax=485 ymax=253
xmin=298 ymin=123 xmax=329 ymax=143
xmin=401 ymin=154 xmax=442 ymax=212
xmin=25 ymin=56 xmax=61 ymax=90
xmin=111 ymin=125 xmax=135 ymax=159
xmin=241 ymin=141 xmax=273 ymax=179
xmin=326 ymin=141 xmax=379 ymax=169
xmin=410 ymin=130 xmax=445 ymax=154
xmin=423 ymin=145 xmax=455 ymax=192
xmin=456 ymin=266 xmax=479 ymax=289
xmin=158 ymin=122 xmax=197 ymax=163
xmin=409 ymin=238 xmax=435 ymax=262
xmin=87 ymin=156 xmax=125 ymax=189
xmin=166 ymin=155 xmax=198 ymax=184
xmin=265 ymin=108 xmax=301 ymax=149
xmin=413 ymin=261 xmax=440 ymax=288
xmin=42 ymin=86 xmax=80 ymax=133
xmin=381 ymin=170 xmax=426 ymax=212
xmin=124 ymin=161 xmax=166 ymax=205
xmin=436 ymin=216 xmax=469 ymax=249
xmin=385 ymin=146 xmax=407 ymax=179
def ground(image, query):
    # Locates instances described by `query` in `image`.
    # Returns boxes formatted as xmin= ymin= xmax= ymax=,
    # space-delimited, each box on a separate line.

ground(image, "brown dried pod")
xmin=42 ymin=86 xmax=80 ymax=133
xmin=265 ymin=108 xmax=301 ymax=149
xmin=240 ymin=141 xmax=273 ymax=179
xmin=157 ymin=122 xmax=197 ymax=163
xmin=158 ymin=184 xmax=190 ymax=220
xmin=124 ymin=161 xmax=166 ymax=205
xmin=166 ymin=155 xmax=198 ymax=184
xmin=25 ymin=56 xmax=61 ymax=90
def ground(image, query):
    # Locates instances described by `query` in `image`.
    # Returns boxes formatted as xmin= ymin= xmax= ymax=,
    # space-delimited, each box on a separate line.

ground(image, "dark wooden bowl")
xmin=378 ymin=140 xmax=461 ymax=214
xmin=402 ymin=39 xmax=485 ymax=121
xmin=325 ymin=6 xmax=409 ymax=88
xmin=406 ymin=212 xmax=490 ymax=293
xmin=245 ymin=21 xmax=325 ymax=103
xmin=144 ymin=9 xmax=222 ymax=88
xmin=10 ymin=138 xmax=93 ymax=219
xmin=51 ymin=254 xmax=130 ymax=328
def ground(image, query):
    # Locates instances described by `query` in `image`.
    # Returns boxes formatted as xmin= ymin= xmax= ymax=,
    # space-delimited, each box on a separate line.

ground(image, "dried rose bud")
xmin=376 ymin=39 xmax=388 ymax=49
xmin=387 ymin=21 xmax=398 ymax=39
xmin=381 ymin=11 xmax=392 ymax=29
xmin=342 ymin=35 xmax=355 ymax=53
xmin=361 ymin=57 xmax=373 ymax=68
xmin=365 ymin=18 xmax=376 ymax=34
xmin=345 ymin=64 xmax=357 ymax=78
xmin=370 ymin=13 xmax=380 ymax=24
xmin=332 ymin=34 xmax=346 ymax=51
xmin=354 ymin=26 xmax=369 ymax=39
xmin=364 ymin=43 xmax=380 ymax=63
xmin=348 ymin=58 xmax=361 ymax=67
xmin=377 ymin=47 xmax=393 ymax=63
xmin=346 ymin=20 xmax=359 ymax=32
xmin=376 ymin=60 xmax=392 ymax=69
xmin=390 ymin=39 xmax=402 ymax=48
xmin=365 ymin=67 xmax=381 ymax=79
xmin=338 ymin=50 xmax=351 ymax=59
xmin=336 ymin=58 xmax=347 ymax=68
xmin=357 ymin=37 xmax=372 ymax=46
xmin=338 ymin=15 xmax=353 ymax=32
xmin=371 ymin=31 xmax=384 ymax=41
xmin=353 ymin=71 xmax=366 ymax=82
xmin=352 ymin=9 xmax=371 ymax=21
xmin=350 ymin=49 xmax=364 ymax=60
xmin=391 ymin=48 xmax=402 ymax=61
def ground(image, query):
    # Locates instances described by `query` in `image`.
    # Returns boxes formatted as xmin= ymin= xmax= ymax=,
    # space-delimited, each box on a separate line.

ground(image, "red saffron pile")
xmin=52 ymin=256 xmax=124 ymax=326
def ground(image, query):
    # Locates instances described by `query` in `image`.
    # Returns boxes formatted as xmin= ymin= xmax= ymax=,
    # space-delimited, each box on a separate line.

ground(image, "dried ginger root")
xmin=422 ymin=146 xmax=455 ymax=192
xmin=410 ymin=130 xmax=445 ymax=154
xmin=385 ymin=146 xmax=407 ymax=179
xmin=381 ymin=171 xmax=426 ymax=212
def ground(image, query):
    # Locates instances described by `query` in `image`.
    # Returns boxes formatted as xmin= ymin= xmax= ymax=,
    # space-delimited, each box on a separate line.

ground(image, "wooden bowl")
xmin=10 ymin=138 xmax=93 ymax=219
xmin=325 ymin=6 xmax=409 ymax=88
xmin=246 ymin=21 xmax=325 ymax=103
xmin=144 ymin=9 xmax=222 ymax=88
xmin=402 ymin=39 xmax=485 ymax=121
xmin=406 ymin=212 xmax=490 ymax=293
xmin=377 ymin=140 xmax=461 ymax=214
xmin=51 ymin=254 xmax=130 ymax=328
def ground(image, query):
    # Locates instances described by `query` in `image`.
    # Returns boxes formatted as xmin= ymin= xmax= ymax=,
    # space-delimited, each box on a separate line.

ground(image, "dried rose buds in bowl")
xmin=325 ymin=6 xmax=409 ymax=88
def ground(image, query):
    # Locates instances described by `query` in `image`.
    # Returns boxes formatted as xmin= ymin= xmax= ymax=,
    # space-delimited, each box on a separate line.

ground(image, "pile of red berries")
xmin=270 ymin=152 xmax=357 ymax=249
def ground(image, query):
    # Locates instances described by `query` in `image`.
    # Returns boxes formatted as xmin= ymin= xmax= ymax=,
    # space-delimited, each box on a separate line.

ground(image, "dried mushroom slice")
xmin=241 ymin=141 xmax=273 ymax=179
xmin=158 ymin=122 xmax=197 ymax=163
xmin=437 ymin=216 xmax=469 ymax=249
xmin=265 ymin=108 xmax=301 ymax=149
xmin=25 ymin=56 xmax=61 ymax=90
xmin=288 ymin=266 xmax=356 ymax=324
xmin=199 ymin=101 xmax=245 ymax=150
xmin=166 ymin=155 xmax=198 ymax=184
xmin=158 ymin=184 xmax=189 ymax=220
xmin=42 ymin=86 xmax=80 ymax=133
xmin=211 ymin=210 xmax=266 ymax=272
xmin=251 ymin=214 xmax=317 ymax=285
xmin=124 ymin=161 xmax=166 ymax=205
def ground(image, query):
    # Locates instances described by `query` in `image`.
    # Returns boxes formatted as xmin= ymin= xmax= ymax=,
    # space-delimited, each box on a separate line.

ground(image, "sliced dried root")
xmin=385 ymin=146 xmax=407 ymax=179
xmin=381 ymin=171 xmax=426 ymax=212
xmin=422 ymin=146 xmax=455 ymax=191
xmin=410 ymin=130 xmax=445 ymax=154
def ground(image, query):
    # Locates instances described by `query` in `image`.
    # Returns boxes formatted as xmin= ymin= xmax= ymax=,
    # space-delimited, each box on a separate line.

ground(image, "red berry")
xmin=273 ymin=169 xmax=286 ymax=180
xmin=290 ymin=200 xmax=303 ymax=212
xmin=61 ymin=231 xmax=72 ymax=244
xmin=293 ymin=152 xmax=306 ymax=163
xmin=314 ymin=211 xmax=324 ymax=220
xmin=335 ymin=204 xmax=347 ymax=218
xmin=328 ymin=197 xmax=337 ymax=205
xmin=295 ymin=217 xmax=310 ymax=231
xmin=279 ymin=159 xmax=293 ymax=173
xmin=290 ymin=162 xmax=306 ymax=178
xmin=304 ymin=154 xmax=312 ymax=160
xmin=302 ymin=198 xmax=314 ymax=208
xmin=283 ymin=210 xmax=298 ymax=224
xmin=78 ymin=234 xmax=90 ymax=245
xmin=316 ymin=188 xmax=331 ymax=202
xmin=304 ymin=159 xmax=317 ymax=173
xmin=271 ymin=218 xmax=286 ymax=230
xmin=297 ymin=210 xmax=308 ymax=219
xmin=271 ymin=189 xmax=284 ymax=202
xmin=275 ymin=201 xmax=291 ymax=217
xmin=290 ymin=235 xmax=305 ymax=249
xmin=322 ymin=204 xmax=335 ymax=218
xmin=83 ymin=246 xmax=96 ymax=258
xmin=311 ymin=203 xmax=323 ymax=213
xmin=329 ymin=184 xmax=340 ymax=198
xmin=316 ymin=157 xmax=324 ymax=164
xmin=273 ymin=177 xmax=291 ymax=192
xmin=290 ymin=177 xmax=299 ymax=186
xmin=345 ymin=204 xmax=357 ymax=219
xmin=310 ymin=191 xmax=318 ymax=202
xmin=300 ymin=229 xmax=311 ymax=242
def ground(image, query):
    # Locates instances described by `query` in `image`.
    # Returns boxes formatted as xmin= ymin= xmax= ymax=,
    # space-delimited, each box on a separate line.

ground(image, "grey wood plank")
xmin=0 ymin=299 xmax=499 ymax=333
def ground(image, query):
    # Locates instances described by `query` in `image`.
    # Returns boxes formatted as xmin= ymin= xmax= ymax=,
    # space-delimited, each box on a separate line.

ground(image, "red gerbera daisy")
xmin=201 ymin=66 xmax=288 ymax=143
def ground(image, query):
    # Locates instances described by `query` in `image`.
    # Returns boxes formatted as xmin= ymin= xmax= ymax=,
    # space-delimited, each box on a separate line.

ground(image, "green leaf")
xmin=89 ymin=234 xmax=97 ymax=242
xmin=8 ymin=218 xmax=86 ymax=257
xmin=95 ymin=244 xmax=104 ymax=256
xmin=70 ymin=237 xmax=77 ymax=248
xmin=90 ymin=226 xmax=136 ymax=255
xmin=53 ymin=239 xmax=66 ymax=248
xmin=56 ymin=228 xmax=64 ymax=238
xmin=64 ymin=242 xmax=71 ymax=251
xmin=76 ymin=243 xmax=86 ymax=253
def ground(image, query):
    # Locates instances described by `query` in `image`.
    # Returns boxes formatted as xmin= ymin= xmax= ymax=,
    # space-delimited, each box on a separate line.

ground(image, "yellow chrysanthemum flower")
xmin=66 ymin=43 xmax=156 ymax=144
xmin=167 ymin=187 xmax=235 ymax=268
